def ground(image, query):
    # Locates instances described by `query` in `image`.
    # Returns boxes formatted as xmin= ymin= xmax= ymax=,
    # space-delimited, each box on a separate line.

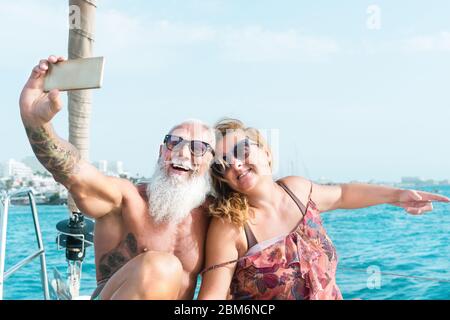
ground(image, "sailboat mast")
xmin=67 ymin=0 xmax=97 ymax=214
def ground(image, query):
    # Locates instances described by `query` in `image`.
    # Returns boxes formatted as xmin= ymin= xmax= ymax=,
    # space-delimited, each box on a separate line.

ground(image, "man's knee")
xmin=139 ymin=251 xmax=182 ymax=275
xmin=135 ymin=251 xmax=183 ymax=293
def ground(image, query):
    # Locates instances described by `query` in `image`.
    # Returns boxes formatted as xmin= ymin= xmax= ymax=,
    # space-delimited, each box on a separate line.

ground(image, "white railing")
xmin=0 ymin=189 xmax=50 ymax=300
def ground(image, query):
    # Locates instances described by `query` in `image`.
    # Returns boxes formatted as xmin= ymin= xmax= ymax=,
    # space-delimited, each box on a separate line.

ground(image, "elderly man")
xmin=19 ymin=55 xmax=215 ymax=300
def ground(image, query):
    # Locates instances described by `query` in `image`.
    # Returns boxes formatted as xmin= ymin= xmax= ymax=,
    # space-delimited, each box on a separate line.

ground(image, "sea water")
xmin=2 ymin=186 xmax=449 ymax=300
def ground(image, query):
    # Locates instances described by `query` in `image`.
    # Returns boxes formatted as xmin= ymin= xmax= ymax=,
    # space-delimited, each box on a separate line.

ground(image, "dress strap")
xmin=276 ymin=180 xmax=311 ymax=216
xmin=244 ymin=222 xmax=258 ymax=249
xmin=201 ymin=258 xmax=240 ymax=275
xmin=201 ymin=222 xmax=259 ymax=275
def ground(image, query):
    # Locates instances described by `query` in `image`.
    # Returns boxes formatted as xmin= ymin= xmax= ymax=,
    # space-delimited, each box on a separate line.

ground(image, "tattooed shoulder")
xmin=126 ymin=233 xmax=138 ymax=254
xmin=97 ymin=233 xmax=139 ymax=281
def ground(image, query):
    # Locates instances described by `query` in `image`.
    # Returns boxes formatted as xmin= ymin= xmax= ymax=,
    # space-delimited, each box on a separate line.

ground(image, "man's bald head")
xmin=168 ymin=119 xmax=215 ymax=150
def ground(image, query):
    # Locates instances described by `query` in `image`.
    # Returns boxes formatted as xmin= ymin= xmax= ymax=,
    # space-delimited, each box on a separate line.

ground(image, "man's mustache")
xmin=164 ymin=159 xmax=196 ymax=171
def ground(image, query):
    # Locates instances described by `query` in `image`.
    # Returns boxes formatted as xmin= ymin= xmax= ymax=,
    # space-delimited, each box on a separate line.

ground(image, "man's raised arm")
xmin=19 ymin=55 xmax=123 ymax=219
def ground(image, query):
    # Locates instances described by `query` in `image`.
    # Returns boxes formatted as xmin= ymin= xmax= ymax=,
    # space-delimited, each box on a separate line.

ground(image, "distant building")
xmin=316 ymin=177 xmax=334 ymax=185
xmin=92 ymin=160 xmax=128 ymax=177
xmin=21 ymin=156 xmax=47 ymax=174
xmin=110 ymin=161 xmax=124 ymax=175
xmin=94 ymin=160 xmax=108 ymax=173
xmin=1 ymin=159 xmax=33 ymax=178
xmin=401 ymin=177 xmax=423 ymax=185
xmin=399 ymin=176 xmax=445 ymax=187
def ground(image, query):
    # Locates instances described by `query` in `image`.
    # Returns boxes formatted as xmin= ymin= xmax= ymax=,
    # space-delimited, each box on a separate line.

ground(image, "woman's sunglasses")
xmin=211 ymin=138 xmax=258 ymax=175
xmin=163 ymin=134 xmax=215 ymax=157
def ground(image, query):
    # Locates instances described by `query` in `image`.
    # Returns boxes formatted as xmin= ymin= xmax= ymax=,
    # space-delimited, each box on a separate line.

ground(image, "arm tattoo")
xmin=25 ymin=125 xmax=81 ymax=184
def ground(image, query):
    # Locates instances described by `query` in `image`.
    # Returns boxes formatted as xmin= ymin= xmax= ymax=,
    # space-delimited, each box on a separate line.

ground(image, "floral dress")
xmin=202 ymin=180 xmax=343 ymax=300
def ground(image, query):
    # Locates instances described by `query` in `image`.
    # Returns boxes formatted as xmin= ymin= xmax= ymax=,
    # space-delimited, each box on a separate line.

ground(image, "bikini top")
xmin=201 ymin=179 xmax=313 ymax=275
xmin=243 ymin=179 xmax=312 ymax=250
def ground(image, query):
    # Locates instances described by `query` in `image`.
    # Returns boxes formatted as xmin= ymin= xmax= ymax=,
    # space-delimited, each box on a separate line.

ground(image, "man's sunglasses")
xmin=163 ymin=134 xmax=215 ymax=157
xmin=211 ymin=138 xmax=258 ymax=175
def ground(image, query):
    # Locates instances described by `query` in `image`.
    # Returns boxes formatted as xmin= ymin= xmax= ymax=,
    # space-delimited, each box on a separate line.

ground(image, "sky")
xmin=0 ymin=0 xmax=449 ymax=182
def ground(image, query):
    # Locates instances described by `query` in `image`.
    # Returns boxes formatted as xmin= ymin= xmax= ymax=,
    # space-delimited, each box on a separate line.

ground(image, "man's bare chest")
xmin=95 ymin=206 xmax=209 ymax=281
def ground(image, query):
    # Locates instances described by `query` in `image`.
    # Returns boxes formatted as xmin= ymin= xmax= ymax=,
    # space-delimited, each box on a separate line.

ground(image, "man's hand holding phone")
xmin=19 ymin=55 xmax=104 ymax=128
xmin=19 ymin=55 xmax=65 ymax=128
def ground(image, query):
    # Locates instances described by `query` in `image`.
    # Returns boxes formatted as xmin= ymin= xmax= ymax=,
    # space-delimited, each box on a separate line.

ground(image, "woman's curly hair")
xmin=209 ymin=118 xmax=272 ymax=227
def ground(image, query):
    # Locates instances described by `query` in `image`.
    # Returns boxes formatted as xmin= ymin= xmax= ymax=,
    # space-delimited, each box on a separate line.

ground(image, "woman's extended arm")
xmin=314 ymin=182 xmax=450 ymax=213
xmin=197 ymin=217 xmax=241 ymax=300
xmin=283 ymin=176 xmax=449 ymax=214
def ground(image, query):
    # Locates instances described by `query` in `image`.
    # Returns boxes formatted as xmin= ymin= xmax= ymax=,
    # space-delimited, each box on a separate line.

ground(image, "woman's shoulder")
xmin=278 ymin=176 xmax=312 ymax=193
xmin=277 ymin=176 xmax=313 ymax=206
xmin=208 ymin=216 xmax=242 ymax=239
xmin=208 ymin=216 xmax=247 ymax=254
xmin=278 ymin=175 xmax=310 ymax=185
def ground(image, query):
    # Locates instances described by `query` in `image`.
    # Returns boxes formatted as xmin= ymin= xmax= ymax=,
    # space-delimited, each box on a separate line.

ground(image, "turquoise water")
xmin=2 ymin=186 xmax=450 ymax=300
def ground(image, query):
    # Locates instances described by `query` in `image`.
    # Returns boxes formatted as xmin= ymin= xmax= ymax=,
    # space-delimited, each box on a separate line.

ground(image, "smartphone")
xmin=44 ymin=56 xmax=105 ymax=92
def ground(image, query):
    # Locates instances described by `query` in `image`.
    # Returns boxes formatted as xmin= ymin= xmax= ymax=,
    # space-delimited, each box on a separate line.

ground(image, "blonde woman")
xmin=198 ymin=118 xmax=449 ymax=300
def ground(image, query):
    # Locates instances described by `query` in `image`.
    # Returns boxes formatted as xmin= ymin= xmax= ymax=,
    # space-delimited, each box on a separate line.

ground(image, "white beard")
xmin=147 ymin=159 xmax=212 ymax=224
